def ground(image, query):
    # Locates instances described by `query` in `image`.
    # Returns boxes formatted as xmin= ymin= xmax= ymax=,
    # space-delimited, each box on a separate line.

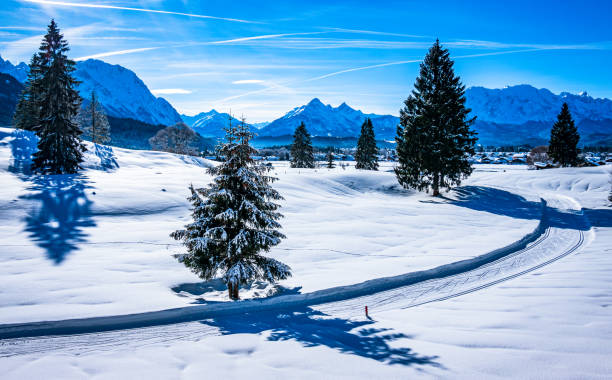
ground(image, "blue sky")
xmin=1 ymin=0 xmax=611 ymax=121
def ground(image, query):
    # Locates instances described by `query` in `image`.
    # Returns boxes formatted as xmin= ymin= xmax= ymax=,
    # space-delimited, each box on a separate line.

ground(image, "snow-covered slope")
xmin=181 ymin=110 xmax=256 ymax=138
xmin=0 ymin=127 xmax=544 ymax=323
xmin=74 ymin=59 xmax=182 ymax=126
xmin=0 ymin=54 xmax=28 ymax=83
xmin=259 ymin=98 xmax=399 ymax=138
xmin=466 ymin=85 xmax=612 ymax=124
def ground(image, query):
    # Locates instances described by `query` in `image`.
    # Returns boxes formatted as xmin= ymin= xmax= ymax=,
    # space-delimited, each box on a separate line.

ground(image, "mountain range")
xmin=1 ymin=54 xmax=611 ymax=147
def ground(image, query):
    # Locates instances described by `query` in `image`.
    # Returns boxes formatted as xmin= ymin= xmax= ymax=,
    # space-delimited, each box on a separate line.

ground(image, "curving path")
xmin=0 ymin=189 xmax=589 ymax=346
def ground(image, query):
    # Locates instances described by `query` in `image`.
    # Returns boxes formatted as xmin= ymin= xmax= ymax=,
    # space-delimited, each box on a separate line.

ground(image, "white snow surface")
xmin=0 ymin=127 xmax=544 ymax=324
xmin=1 ymin=127 xmax=611 ymax=379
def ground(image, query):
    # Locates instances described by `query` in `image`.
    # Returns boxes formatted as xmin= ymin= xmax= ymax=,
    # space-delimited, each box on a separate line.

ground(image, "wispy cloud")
xmin=206 ymin=32 xmax=329 ymax=45
xmin=232 ymin=79 xmax=265 ymax=85
xmin=0 ymin=26 xmax=45 ymax=31
xmin=21 ymin=0 xmax=263 ymax=24
xmin=151 ymin=88 xmax=192 ymax=95
xmin=75 ymin=47 xmax=159 ymax=61
xmin=216 ymin=48 xmax=551 ymax=103
xmin=321 ymin=27 xmax=430 ymax=39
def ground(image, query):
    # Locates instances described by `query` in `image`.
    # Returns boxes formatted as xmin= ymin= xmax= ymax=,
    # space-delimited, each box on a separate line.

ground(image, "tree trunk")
xmin=228 ymin=283 xmax=240 ymax=300
xmin=432 ymin=172 xmax=440 ymax=196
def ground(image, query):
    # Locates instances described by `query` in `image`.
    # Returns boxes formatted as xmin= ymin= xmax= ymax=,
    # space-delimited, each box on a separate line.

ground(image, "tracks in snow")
xmin=0 ymin=191 xmax=589 ymax=346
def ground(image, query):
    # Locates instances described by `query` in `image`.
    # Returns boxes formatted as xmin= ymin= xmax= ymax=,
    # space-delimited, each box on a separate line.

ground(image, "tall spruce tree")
xmin=31 ymin=20 xmax=84 ymax=174
xmin=171 ymin=118 xmax=290 ymax=300
xmin=290 ymin=122 xmax=315 ymax=168
xmin=395 ymin=40 xmax=476 ymax=196
xmin=13 ymin=53 xmax=44 ymax=131
xmin=548 ymin=103 xmax=580 ymax=167
xmin=326 ymin=146 xmax=335 ymax=168
xmin=77 ymin=91 xmax=111 ymax=145
xmin=355 ymin=118 xmax=378 ymax=170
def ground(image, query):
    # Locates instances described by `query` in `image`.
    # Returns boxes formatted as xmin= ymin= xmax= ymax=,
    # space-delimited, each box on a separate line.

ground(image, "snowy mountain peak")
xmin=74 ymin=59 xmax=182 ymax=126
xmin=0 ymin=54 xmax=28 ymax=83
xmin=307 ymin=97 xmax=324 ymax=106
xmin=181 ymin=110 xmax=254 ymax=138
xmin=258 ymin=98 xmax=398 ymax=138
xmin=465 ymin=84 xmax=612 ymax=124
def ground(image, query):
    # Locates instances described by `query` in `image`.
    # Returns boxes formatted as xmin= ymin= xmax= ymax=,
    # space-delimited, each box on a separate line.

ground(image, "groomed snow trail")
xmin=0 ymin=190 xmax=589 ymax=346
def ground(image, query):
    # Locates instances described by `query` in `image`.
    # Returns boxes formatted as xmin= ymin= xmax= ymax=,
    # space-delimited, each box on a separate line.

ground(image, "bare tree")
xmin=77 ymin=91 xmax=111 ymax=145
xmin=527 ymin=145 xmax=549 ymax=166
xmin=149 ymin=122 xmax=199 ymax=155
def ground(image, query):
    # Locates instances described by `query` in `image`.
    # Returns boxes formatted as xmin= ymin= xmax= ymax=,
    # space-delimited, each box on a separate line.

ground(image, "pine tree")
xmin=355 ymin=118 xmax=378 ymax=170
xmin=548 ymin=103 xmax=580 ymax=167
xmin=326 ymin=146 xmax=335 ymax=168
xmin=77 ymin=91 xmax=111 ymax=145
xmin=13 ymin=53 xmax=44 ymax=131
xmin=171 ymin=118 xmax=290 ymax=300
xmin=290 ymin=122 xmax=315 ymax=168
xmin=395 ymin=40 xmax=476 ymax=196
xmin=31 ymin=20 xmax=84 ymax=174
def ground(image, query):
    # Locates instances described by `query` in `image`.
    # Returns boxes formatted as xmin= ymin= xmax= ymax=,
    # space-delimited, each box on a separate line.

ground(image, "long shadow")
xmin=202 ymin=306 xmax=441 ymax=368
xmin=447 ymin=185 xmax=609 ymax=230
xmin=7 ymin=128 xmax=38 ymax=176
xmin=19 ymin=175 xmax=96 ymax=264
xmin=93 ymin=144 xmax=119 ymax=171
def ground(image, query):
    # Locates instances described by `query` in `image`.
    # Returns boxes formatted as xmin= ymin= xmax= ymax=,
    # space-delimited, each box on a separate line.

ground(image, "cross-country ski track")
xmin=0 ymin=188 xmax=590 ymax=347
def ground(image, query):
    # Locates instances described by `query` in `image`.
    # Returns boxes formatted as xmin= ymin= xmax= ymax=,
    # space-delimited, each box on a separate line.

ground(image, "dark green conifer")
xmin=395 ymin=40 xmax=476 ymax=196
xmin=31 ymin=20 xmax=85 ymax=174
xmin=355 ymin=118 xmax=378 ymax=170
xmin=290 ymin=122 xmax=315 ymax=168
xmin=13 ymin=53 xmax=44 ymax=131
xmin=548 ymin=103 xmax=580 ymax=167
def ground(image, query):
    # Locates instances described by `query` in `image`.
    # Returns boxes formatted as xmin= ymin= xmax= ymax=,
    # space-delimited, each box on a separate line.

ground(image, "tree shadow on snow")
xmin=19 ymin=174 xmax=96 ymax=264
xmin=93 ymin=144 xmax=119 ymax=171
xmin=201 ymin=307 xmax=442 ymax=368
xmin=173 ymin=279 xmax=302 ymax=304
xmin=441 ymin=185 xmax=608 ymax=230
xmin=7 ymin=129 xmax=38 ymax=176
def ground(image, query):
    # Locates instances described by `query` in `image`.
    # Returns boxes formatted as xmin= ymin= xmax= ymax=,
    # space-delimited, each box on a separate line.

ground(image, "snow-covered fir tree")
xmin=31 ymin=20 xmax=85 ymax=174
xmin=395 ymin=40 xmax=476 ymax=196
xmin=548 ymin=103 xmax=580 ymax=167
xmin=171 ymin=118 xmax=290 ymax=300
xmin=290 ymin=122 xmax=315 ymax=168
xmin=13 ymin=53 xmax=43 ymax=131
xmin=326 ymin=146 xmax=335 ymax=168
xmin=77 ymin=91 xmax=111 ymax=145
xmin=355 ymin=118 xmax=378 ymax=170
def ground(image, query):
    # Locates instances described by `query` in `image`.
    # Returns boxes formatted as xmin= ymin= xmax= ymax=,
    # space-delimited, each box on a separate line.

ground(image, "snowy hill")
xmin=74 ymin=60 xmax=182 ymax=126
xmin=0 ymin=55 xmax=28 ymax=83
xmin=181 ymin=110 xmax=256 ymax=138
xmin=258 ymin=98 xmax=399 ymax=139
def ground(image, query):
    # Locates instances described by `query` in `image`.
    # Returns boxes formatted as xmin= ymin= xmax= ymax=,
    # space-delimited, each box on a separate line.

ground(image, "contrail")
xmin=75 ymin=47 xmax=159 ymax=61
xmin=217 ymin=48 xmax=546 ymax=102
xmin=74 ymin=32 xmax=331 ymax=61
xmin=305 ymin=48 xmax=545 ymax=82
xmin=22 ymin=0 xmax=263 ymax=24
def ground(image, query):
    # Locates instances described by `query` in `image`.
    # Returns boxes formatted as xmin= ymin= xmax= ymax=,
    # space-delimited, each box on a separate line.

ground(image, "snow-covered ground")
xmin=0 ymin=127 xmax=541 ymax=324
xmin=0 ymin=127 xmax=611 ymax=378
